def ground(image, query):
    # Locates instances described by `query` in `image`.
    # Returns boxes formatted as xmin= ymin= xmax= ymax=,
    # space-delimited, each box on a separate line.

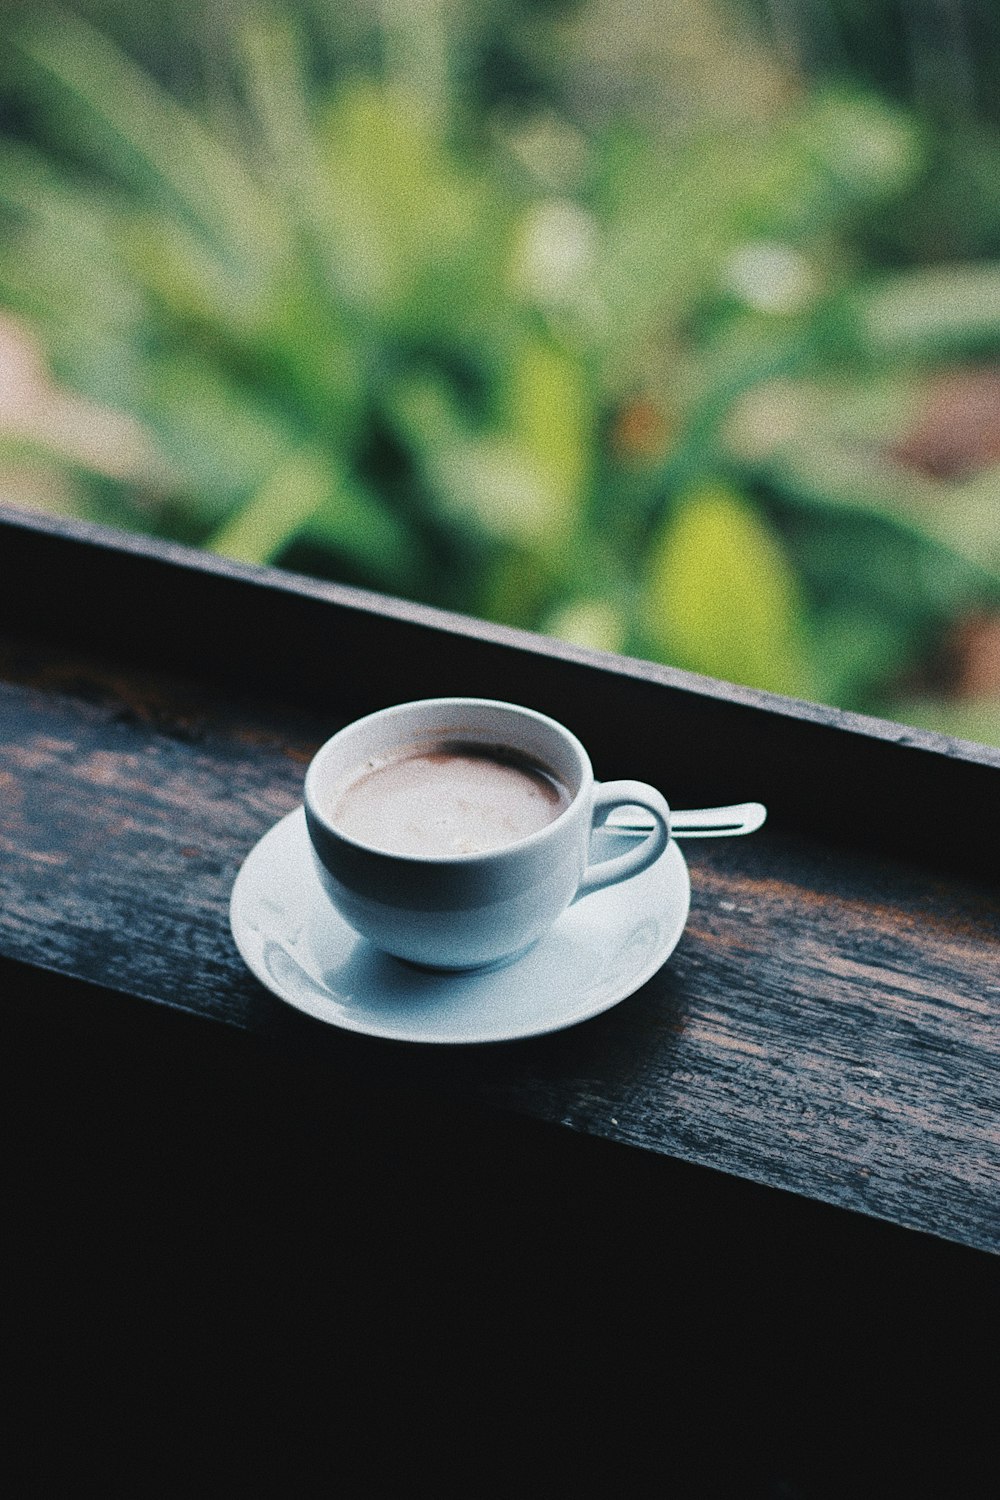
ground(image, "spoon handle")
xmin=606 ymin=801 xmax=767 ymax=839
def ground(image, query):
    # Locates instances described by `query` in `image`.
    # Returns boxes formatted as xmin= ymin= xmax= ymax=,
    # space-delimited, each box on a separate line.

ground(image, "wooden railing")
xmin=2 ymin=506 xmax=996 ymax=1490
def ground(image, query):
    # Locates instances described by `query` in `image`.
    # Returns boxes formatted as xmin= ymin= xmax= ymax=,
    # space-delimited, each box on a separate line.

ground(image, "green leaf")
xmin=142 ymin=354 xmax=293 ymax=514
xmin=848 ymin=263 xmax=1000 ymax=359
xmin=387 ymin=333 xmax=591 ymax=548
xmin=238 ymin=15 xmax=339 ymax=259
xmin=297 ymin=480 xmax=416 ymax=588
xmin=204 ymin=450 xmax=325 ymax=563
xmin=393 ymin=389 xmax=558 ymax=548
xmin=544 ymin=598 xmax=625 ymax=654
xmin=319 ymin=80 xmax=491 ymax=320
xmin=804 ymin=91 xmax=922 ymax=201
xmin=646 ymin=483 xmax=815 ymax=696
xmin=20 ymin=8 xmax=282 ymax=264
xmin=808 ymin=447 xmax=1000 ymax=585
xmin=122 ymin=214 xmax=265 ymax=332
xmin=0 ymin=140 xmax=147 ymax=334
xmin=808 ymin=607 xmax=919 ymax=707
xmin=501 ymin=333 xmax=591 ymax=541
xmin=208 ymin=447 xmax=410 ymax=583
xmin=727 ymin=376 xmax=1000 ymax=588
xmin=589 ymin=88 xmax=921 ymax=367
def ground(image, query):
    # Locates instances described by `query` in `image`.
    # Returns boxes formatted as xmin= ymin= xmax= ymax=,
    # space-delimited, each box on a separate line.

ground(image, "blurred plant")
xmin=2 ymin=1 xmax=1000 ymax=744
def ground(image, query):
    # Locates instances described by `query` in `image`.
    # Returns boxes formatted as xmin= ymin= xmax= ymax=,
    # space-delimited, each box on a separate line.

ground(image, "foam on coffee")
xmin=331 ymin=740 xmax=571 ymax=857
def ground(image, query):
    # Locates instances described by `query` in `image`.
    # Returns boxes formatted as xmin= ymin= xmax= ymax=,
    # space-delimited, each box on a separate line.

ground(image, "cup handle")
xmin=575 ymin=780 xmax=671 ymax=899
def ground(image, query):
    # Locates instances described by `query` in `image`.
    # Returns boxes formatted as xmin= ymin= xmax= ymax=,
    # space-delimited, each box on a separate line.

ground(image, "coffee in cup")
xmin=330 ymin=741 xmax=572 ymax=858
xmin=304 ymin=698 xmax=671 ymax=971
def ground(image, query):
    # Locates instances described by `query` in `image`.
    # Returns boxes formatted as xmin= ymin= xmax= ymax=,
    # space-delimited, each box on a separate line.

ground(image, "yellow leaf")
xmin=647 ymin=483 xmax=814 ymax=696
xmin=503 ymin=334 xmax=591 ymax=541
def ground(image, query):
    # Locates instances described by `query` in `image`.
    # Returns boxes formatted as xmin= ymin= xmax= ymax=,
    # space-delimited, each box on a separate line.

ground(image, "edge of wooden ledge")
xmin=4 ymin=502 xmax=1000 ymax=773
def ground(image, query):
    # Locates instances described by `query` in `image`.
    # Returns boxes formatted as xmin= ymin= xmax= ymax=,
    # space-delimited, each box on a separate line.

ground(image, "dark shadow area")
xmin=4 ymin=968 xmax=995 ymax=1497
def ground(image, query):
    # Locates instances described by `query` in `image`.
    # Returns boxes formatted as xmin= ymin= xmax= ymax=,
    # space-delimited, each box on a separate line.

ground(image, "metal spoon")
xmin=606 ymin=801 xmax=767 ymax=839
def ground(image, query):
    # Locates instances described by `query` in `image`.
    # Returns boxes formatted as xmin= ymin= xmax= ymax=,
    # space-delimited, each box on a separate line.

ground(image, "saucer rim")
xmin=230 ymin=807 xmax=690 ymax=1045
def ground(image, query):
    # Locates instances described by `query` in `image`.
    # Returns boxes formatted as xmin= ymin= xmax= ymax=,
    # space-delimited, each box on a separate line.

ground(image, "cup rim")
xmin=303 ymin=696 xmax=593 ymax=865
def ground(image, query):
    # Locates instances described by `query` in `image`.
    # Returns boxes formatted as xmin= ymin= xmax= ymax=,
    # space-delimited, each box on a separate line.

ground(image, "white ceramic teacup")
xmin=303 ymin=697 xmax=671 ymax=971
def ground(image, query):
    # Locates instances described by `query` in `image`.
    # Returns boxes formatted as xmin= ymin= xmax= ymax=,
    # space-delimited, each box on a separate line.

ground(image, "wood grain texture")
xmin=1 ymin=628 xmax=997 ymax=1254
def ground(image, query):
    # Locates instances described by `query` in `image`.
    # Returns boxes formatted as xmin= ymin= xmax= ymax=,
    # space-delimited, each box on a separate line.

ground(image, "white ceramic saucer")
xmin=230 ymin=808 xmax=690 ymax=1045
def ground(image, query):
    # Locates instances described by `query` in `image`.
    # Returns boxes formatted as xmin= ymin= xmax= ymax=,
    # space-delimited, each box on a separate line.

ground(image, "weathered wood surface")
xmin=1 ymin=627 xmax=997 ymax=1255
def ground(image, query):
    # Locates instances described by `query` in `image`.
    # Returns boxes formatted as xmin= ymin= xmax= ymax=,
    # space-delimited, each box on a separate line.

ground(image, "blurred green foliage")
xmin=3 ymin=0 xmax=1000 ymax=742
